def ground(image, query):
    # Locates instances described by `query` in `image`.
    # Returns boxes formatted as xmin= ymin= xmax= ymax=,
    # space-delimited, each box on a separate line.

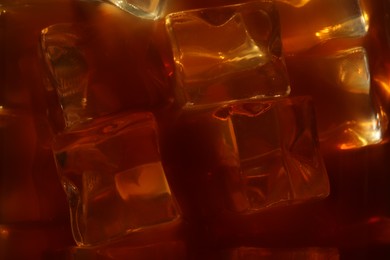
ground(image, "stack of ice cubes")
xmin=38 ymin=0 xmax=388 ymax=255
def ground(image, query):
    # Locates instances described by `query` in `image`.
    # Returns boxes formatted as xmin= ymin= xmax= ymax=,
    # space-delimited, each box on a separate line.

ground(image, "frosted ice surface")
xmin=166 ymin=1 xmax=290 ymax=107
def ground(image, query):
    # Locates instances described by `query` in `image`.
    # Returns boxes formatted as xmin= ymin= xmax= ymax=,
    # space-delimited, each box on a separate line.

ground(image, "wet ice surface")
xmin=105 ymin=0 xmax=166 ymax=19
xmin=166 ymin=1 xmax=290 ymax=107
xmin=40 ymin=19 xmax=172 ymax=131
xmin=287 ymin=47 xmax=387 ymax=150
xmin=276 ymin=0 xmax=312 ymax=8
xmin=41 ymin=23 xmax=90 ymax=128
xmin=53 ymin=112 xmax=180 ymax=246
xmin=223 ymin=97 xmax=329 ymax=210
xmin=173 ymin=97 xmax=329 ymax=213
xmin=277 ymin=0 xmax=368 ymax=52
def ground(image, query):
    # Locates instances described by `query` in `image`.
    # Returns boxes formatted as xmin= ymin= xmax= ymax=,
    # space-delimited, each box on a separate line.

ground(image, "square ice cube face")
xmin=53 ymin=112 xmax=180 ymax=246
xmin=105 ymin=0 xmax=166 ymax=19
xmin=173 ymin=96 xmax=329 ymax=213
xmin=276 ymin=0 xmax=368 ymax=53
xmin=165 ymin=1 xmax=290 ymax=107
xmin=40 ymin=20 xmax=172 ymax=132
xmin=287 ymin=47 xmax=387 ymax=150
xmin=225 ymin=97 xmax=329 ymax=210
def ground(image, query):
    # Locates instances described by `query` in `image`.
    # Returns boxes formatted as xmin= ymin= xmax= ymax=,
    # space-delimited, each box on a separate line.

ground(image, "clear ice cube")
xmin=175 ymin=97 xmax=329 ymax=213
xmin=165 ymin=1 xmax=290 ymax=107
xmin=287 ymin=47 xmax=387 ymax=150
xmin=277 ymin=0 xmax=368 ymax=52
xmin=40 ymin=21 xmax=173 ymax=131
xmin=40 ymin=23 xmax=90 ymax=128
xmin=105 ymin=0 xmax=166 ymax=19
xmin=53 ymin=112 xmax=180 ymax=246
xmin=229 ymin=97 xmax=329 ymax=209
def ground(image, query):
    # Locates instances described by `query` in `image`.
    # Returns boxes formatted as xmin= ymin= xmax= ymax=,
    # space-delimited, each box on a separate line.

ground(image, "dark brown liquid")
xmin=1 ymin=0 xmax=390 ymax=259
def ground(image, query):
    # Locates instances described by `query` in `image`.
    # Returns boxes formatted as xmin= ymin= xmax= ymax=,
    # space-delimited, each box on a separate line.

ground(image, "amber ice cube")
xmin=287 ymin=47 xmax=387 ymax=150
xmin=277 ymin=0 xmax=368 ymax=53
xmin=168 ymin=96 xmax=329 ymax=214
xmin=104 ymin=0 xmax=166 ymax=19
xmin=165 ymin=1 xmax=290 ymax=107
xmin=52 ymin=112 xmax=180 ymax=246
xmin=40 ymin=19 xmax=171 ymax=131
xmin=40 ymin=23 xmax=92 ymax=129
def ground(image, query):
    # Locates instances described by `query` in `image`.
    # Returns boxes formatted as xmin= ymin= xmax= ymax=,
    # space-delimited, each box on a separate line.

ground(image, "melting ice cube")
xmin=229 ymin=97 xmax=329 ymax=209
xmin=173 ymin=96 xmax=329 ymax=213
xmin=41 ymin=23 xmax=90 ymax=128
xmin=166 ymin=1 xmax=290 ymax=107
xmin=287 ymin=47 xmax=387 ymax=150
xmin=53 ymin=112 xmax=180 ymax=246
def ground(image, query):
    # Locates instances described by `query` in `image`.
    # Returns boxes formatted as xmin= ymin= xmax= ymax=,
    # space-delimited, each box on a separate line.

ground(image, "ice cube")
xmin=53 ymin=112 xmax=180 ymax=246
xmin=104 ymin=0 xmax=166 ymax=19
xmin=165 ymin=1 xmax=290 ymax=107
xmin=229 ymin=97 xmax=329 ymax=208
xmin=277 ymin=0 xmax=368 ymax=52
xmin=40 ymin=23 xmax=90 ymax=128
xmin=171 ymin=96 xmax=329 ymax=213
xmin=287 ymin=47 xmax=387 ymax=150
xmin=40 ymin=21 xmax=172 ymax=131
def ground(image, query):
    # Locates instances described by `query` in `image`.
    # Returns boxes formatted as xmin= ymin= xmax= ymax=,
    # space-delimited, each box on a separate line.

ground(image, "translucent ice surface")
xmin=276 ymin=0 xmax=312 ymax=8
xmin=105 ymin=0 xmax=166 ymax=19
xmin=166 ymin=1 xmax=290 ymax=107
xmin=277 ymin=0 xmax=368 ymax=53
xmin=115 ymin=162 xmax=172 ymax=199
xmin=287 ymin=47 xmax=387 ymax=150
xmin=40 ymin=23 xmax=90 ymax=128
xmin=228 ymin=98 xmax=329 ymax=209
xmin=53 ymin=112 xmax=180 ymax=246
xmin=41 ymin=20 xmax=173 ymax=131
xmin=172 ymin=97 xmax=329 ymax=213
